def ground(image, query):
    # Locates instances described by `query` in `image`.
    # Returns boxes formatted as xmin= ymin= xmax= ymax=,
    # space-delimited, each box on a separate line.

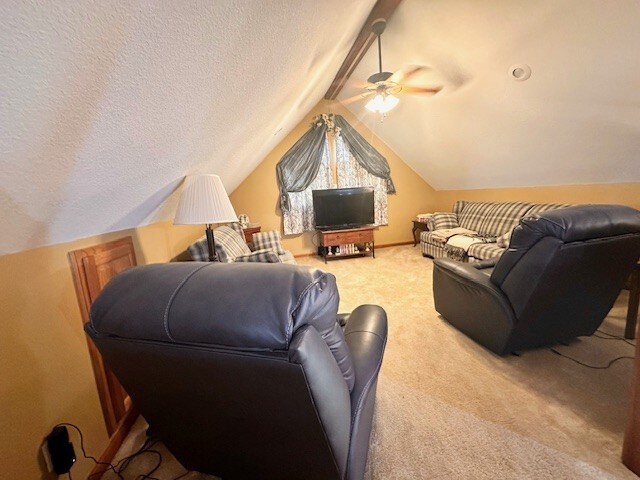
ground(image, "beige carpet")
xmin=104 ymin=245 xmax=638 ymax=479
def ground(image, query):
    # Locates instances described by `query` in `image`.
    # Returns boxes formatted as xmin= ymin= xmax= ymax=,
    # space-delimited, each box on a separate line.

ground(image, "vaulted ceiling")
xmin=339 ymin=0 xmax=640 ymax=190
xmin=0 ymin=0 xmax=375 ymax=254
xmin=1 ymin=0 xmax=639 ymax=255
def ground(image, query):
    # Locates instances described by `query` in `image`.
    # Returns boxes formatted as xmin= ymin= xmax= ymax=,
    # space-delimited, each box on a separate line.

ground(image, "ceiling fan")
xmin=341 ymin=19 xmax=442 ymax=114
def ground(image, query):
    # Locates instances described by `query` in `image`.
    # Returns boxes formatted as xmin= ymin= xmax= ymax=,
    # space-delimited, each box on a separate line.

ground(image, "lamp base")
xmin=205 ymin=224 xmax=217 ymax=262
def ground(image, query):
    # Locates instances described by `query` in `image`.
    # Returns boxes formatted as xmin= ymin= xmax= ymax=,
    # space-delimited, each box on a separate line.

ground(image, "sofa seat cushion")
xmin=467 ymin=243 xmax=506 ymax=261
xmin=421 ymin=231 xmax=448 ymax=247
xmin=235 ymin=249 xmax=281 ymax=263
xmin=478 ymin=202 xmax=532 ymax=237
xmin=278 ymin=251 xmax=296 ymax=264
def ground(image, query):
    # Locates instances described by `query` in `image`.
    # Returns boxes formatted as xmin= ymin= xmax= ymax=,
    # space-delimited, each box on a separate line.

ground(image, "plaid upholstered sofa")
xmin=420 ymin=201 xmax=568 ymax=262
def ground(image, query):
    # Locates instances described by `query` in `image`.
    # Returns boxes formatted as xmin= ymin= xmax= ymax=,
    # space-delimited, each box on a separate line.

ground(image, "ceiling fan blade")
xmin=400 ymin=85 xmax=442 ymax=95
xmin=337 ymin=91 xmax=375 ymax=105
xmin=389 ymin=65 xmax=430 ymax=85
xmin=351 ymin=80 xmax=374 ymax=89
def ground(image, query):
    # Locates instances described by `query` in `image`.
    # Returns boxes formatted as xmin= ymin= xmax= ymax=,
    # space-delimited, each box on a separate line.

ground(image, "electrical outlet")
xmin=45 ymin=426 xmax=76 ymax=474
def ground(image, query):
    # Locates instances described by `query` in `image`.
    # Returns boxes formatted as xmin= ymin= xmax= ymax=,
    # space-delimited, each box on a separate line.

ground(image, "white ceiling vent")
xmin=509 ymin=64 xmax=532 ymax=81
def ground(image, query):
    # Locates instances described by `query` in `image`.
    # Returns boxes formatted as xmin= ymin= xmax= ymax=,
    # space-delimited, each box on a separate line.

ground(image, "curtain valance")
xmin=276 ymin=114 xmax=394 ymax=213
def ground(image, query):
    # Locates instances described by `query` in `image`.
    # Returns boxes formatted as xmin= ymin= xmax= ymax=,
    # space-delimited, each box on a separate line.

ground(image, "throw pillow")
xmin=496 ymin=230 xmax=512 ymax=248
xmin=214 ymin=225 xmax=251 ymax=262
xmin=227 ymin=222 xmax=245 ymax=238
xmin=187 ymin=236 xmax=209 ymax=261
xmin=252 ymin=230 xmax=286 ymax=255
xmin=432 ymin=212 xmax=459 ymax=230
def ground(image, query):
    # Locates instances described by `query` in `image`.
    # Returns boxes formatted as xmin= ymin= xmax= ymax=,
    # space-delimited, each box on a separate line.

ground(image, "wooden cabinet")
xmin=318 ymin=226 xmax=375 ymax=263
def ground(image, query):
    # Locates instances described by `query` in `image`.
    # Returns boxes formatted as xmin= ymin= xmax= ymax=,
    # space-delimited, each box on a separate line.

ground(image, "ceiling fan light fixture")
xmin=365 ymin=93 xmax=399 ymax=114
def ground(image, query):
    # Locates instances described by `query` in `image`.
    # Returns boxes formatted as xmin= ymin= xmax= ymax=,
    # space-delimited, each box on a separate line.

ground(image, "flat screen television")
xmin=312 ymin=187 xmax=375 ymax=230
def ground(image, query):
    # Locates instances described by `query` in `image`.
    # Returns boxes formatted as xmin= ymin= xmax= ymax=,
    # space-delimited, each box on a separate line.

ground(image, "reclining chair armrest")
xmin=434 ymin=258 xmax=501 ymax=290
xmin=471 ymin=255 xmax=501 ymax=269
xmin=433 ymin=258 xmax=516 ymax=355
xmin=343 ymin=305 xmax=387 ymax=480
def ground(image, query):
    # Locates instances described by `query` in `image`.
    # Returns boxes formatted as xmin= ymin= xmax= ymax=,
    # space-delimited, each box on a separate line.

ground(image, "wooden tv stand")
xmin=318 ymin=226 xmax=375 ymax=264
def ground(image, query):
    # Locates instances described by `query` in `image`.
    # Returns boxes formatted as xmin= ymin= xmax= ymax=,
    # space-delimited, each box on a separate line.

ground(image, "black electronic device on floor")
xmin=46 ymin=426 xmax=76 ymax=474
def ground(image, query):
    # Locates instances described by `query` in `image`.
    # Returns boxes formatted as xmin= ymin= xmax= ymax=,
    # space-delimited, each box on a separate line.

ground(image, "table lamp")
xmin=174 ymin=174 xmax=238 ymax=261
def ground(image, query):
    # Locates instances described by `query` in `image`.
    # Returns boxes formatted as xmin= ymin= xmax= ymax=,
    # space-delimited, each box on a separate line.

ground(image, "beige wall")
xmin=230 ymin=100 xmax=439 ymax=255
xmin=0 ymin=221 xmax=202 ymax=479
xmin=2 ymin=97 xmax=638 ymax=480
xmin=434 ymin=183 xmax=640 ymax=212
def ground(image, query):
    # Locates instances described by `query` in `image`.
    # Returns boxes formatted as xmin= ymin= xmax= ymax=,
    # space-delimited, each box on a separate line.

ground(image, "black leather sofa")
xmin=85 ymin=262 xmax=387 ymax=480
xmin=433 ymin=204 xmax=640 ymax=355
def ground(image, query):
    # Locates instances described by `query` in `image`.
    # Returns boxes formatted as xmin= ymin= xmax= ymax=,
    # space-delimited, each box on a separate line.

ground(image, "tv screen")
xmin=312 ymin=187 xmax=375 ymax=230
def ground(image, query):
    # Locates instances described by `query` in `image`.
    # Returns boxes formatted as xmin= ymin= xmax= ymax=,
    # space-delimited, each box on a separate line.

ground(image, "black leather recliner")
xmin=85 ymin=263 xmax=387 ymax=480
xmin=433 ymin=205 xmax=640 ymax=355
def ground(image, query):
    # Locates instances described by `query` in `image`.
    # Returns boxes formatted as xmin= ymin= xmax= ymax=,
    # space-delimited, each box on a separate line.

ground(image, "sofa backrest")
xmin=454 ymin=201 xmax=532 ymax=236
xmin=86 ymin=262 xmax=353 ymax=479
xmin=523 ymin=203 xmax=571 ymax=216
xmin=490 ymin=205 xmax=640 ymax=351
xmin=453 ymin=200 xmax=571 ymax=237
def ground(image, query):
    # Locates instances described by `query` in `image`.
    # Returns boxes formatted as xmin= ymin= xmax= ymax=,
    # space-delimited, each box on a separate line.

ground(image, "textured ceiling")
xmin=3 ymin=0 xmax=639 ymax=256
xmin=340 ymin=0 xmax=640 ymax=190
xmin=0 ymin=0 xmax=375 ymax=255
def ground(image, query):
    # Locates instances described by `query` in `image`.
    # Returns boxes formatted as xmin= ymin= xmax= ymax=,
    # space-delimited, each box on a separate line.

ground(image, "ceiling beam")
xmin=324 ymin=0 xmax=404 ymax=101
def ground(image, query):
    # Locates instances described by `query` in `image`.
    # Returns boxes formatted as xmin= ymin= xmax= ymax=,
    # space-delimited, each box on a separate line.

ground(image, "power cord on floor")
xmin=548 ymin=348 xmax=634 ymax=369
xmin=56 ymin=423 xmax=124 ymax=480
xmin=57 ymin=423 xmax=190 ymax=480
xmin=113 ymin=437 xmax=162 ymax=480
xmin=595 ymin=328 xmax=636 ymax=347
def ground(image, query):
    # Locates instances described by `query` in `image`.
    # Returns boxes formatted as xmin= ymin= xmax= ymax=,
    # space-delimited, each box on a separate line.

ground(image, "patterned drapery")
xmin=276 ymin=121 xmax=328 ymax=212
xmin=333 ymin=115 xmax=395 ymax=194
xmin=279 ymin=114 xmax=394 ymax=235
xmin=283 ymin=139 xmax=332 ymax=235
xmin=335 ymin=135 xmax=388 ymax=226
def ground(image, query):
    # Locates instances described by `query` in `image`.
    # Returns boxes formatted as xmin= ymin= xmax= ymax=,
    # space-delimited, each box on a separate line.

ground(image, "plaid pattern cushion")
xmin=214 ymin=226 xmax=251 ymax=263
xmin=496 ymin=230 xmax=512 ymax=248
xmin=278 ymin=251 xmax=296 ymax=264
xmin=467 ymin=243 xmax=505 ymax=261
xmin=455 ymin=202 xmax=497 ymax=233
xmin=422 ymin=231 xmax=447 ymax=247
xmin=525 ymin=203 xmax=571 ymax=216
xmin=452 ymin=201 xmax=466 ymax=216
xmin=227 ymin=222 xmax=244 ymax=238
xmin=252 ymin=230 xmax=286 ymax=255
xmin=478 ymin=202 xmax=532 ymax=236
xmin=235 ymin=249 xmax=280 ymax=263
xmin=432 ymin=212 xmax=459 ymax=230
xmin=420 ymin=240 xmax=450 ymax=259
xmin=187 ymin=235 xmax=209 ymax=261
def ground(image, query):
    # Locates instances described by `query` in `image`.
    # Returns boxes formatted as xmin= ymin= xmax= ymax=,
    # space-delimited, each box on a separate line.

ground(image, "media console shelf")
xmin=318 ymin=226 xmax=375 ymax=264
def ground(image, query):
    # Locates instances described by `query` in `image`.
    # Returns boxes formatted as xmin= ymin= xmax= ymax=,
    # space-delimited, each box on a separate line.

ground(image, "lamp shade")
xmin=174 ymin=174 xmax=238 ymax=225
